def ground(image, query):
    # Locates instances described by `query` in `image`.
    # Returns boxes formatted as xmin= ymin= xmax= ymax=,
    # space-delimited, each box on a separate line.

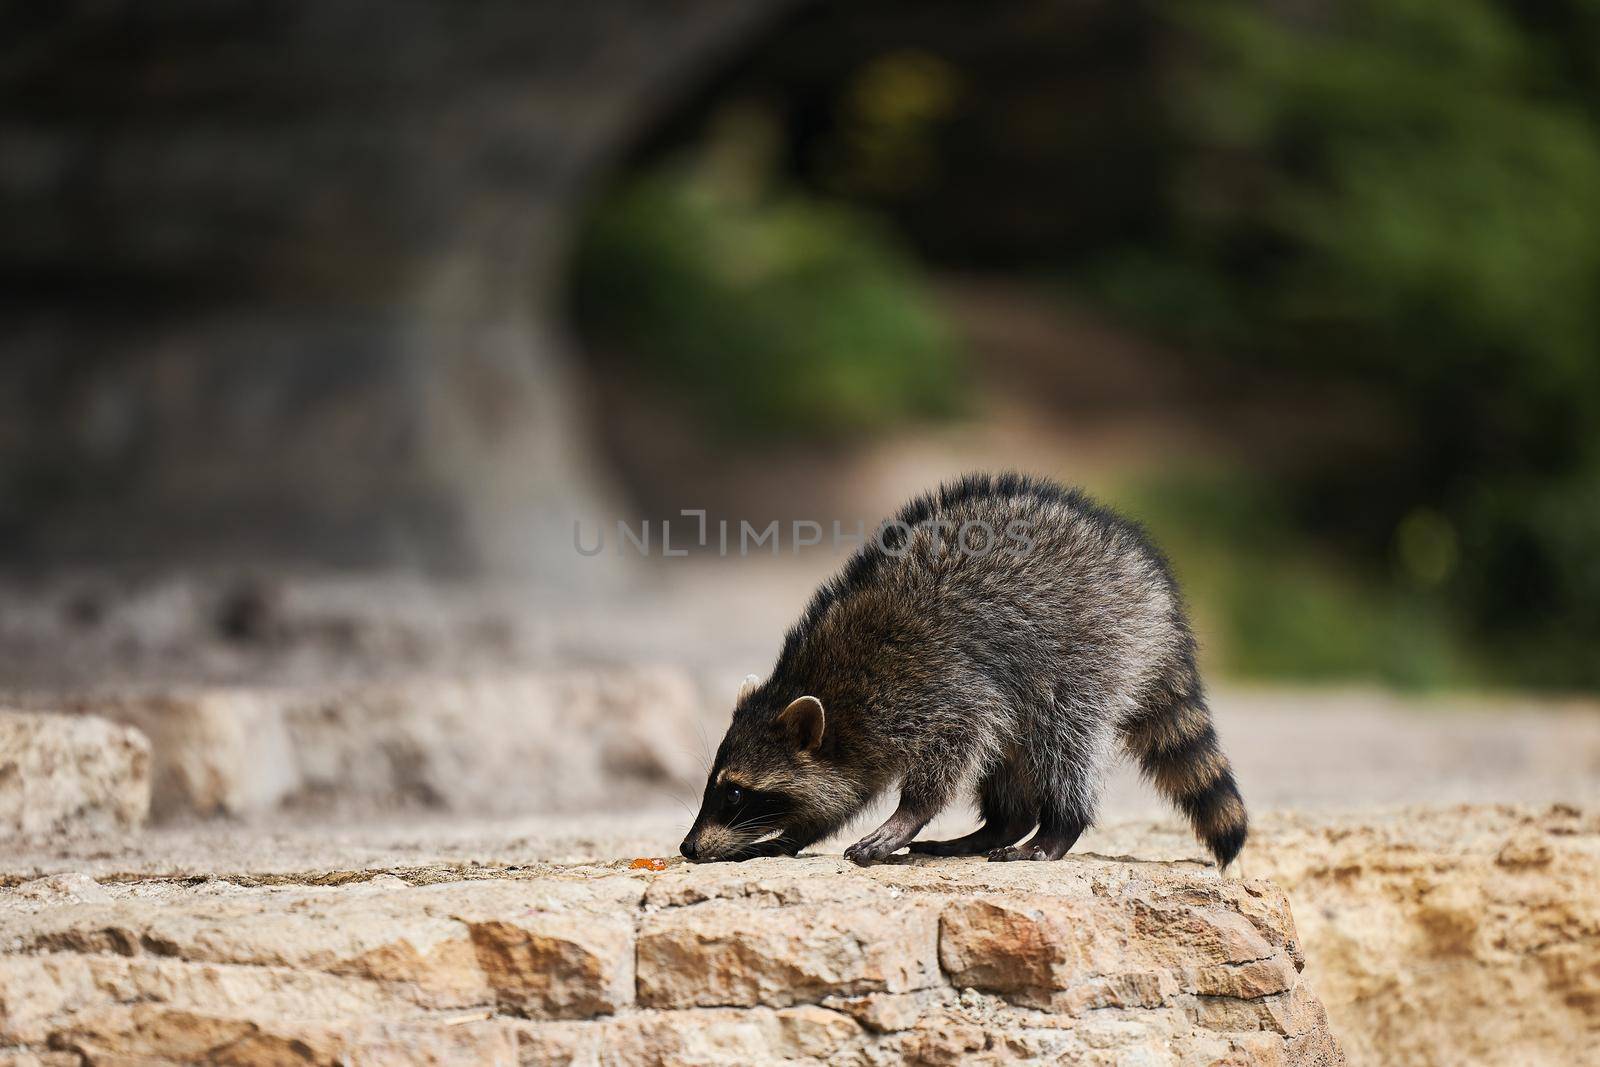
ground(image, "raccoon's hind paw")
xmin=987 ymin=823 xmax=1083 ymax=862
xmin=987 ymin=844 xmax=1049 ymax=862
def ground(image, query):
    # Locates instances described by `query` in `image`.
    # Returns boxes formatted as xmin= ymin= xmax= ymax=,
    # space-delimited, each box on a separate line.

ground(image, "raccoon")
xmin=679 ymin=473 xmax=1247 ymax=869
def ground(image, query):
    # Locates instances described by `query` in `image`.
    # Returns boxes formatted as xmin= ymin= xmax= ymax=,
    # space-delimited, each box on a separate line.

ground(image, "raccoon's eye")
xmin=724 ymin=785 xmax=744 ymax=807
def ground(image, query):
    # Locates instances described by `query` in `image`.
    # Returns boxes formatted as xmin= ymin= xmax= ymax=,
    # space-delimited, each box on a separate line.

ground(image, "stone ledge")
xmin=0 ymin=854 xmax=1343 ymax=1065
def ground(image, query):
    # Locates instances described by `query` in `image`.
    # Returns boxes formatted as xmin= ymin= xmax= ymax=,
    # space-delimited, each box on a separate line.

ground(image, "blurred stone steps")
xmin=5 ymin=667 xmax=704 ymax=824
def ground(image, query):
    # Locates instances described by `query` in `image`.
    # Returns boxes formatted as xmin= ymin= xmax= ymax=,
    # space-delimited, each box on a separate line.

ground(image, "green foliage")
xmin=1092 ymin=0 xmax=1600 ymax=688
xmin=571 ymin=162 xmax=963 ymax=440
xmin=1121 ymin=473 xmax=1481 ymax=691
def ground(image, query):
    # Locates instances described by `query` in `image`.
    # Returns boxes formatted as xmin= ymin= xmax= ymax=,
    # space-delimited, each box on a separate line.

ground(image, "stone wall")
xmin=0 ymin=2 xmax=794 ymax=576
xmin=6 ymin=802 xmax=1596 ymax=1065
xmin=0 ymin=853 xmax=1342 ymax=1066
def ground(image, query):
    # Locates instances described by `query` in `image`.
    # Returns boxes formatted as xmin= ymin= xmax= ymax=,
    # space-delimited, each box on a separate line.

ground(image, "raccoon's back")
xmin=779 ymin=474 xmax=1186 ymax=703
xmin=882 ymin=475 xmax=1180 ymax=633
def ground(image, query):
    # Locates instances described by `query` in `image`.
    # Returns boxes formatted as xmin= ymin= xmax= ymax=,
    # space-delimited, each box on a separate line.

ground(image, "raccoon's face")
xmin=679 ymin=692 xmax=837 ymax=863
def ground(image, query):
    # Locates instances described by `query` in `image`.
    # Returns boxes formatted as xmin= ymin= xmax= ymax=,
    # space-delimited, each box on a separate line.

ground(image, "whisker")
xmin=677 ymin=745 xmax=712 ymax=776
xmin=693 ymin=719 xmax=714 ymax=772
xmin=725 ymin=815 xmax=785 ymax=837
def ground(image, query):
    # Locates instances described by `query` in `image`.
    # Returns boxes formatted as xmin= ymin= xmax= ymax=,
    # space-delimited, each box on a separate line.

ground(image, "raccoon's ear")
xmin=776 ymin=695 xmax=826 ymax=754
xmin=737 ymin=674 xmax=762 ymax=703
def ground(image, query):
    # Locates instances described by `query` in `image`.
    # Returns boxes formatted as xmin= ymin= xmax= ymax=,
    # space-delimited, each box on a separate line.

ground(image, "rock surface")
xmin=1022 ymin=805 xmax=1600 ymax=1067
xmin=0 ymin=712 xmax=150 ymax=839
xmin=4 ymin=804 xmax=1594 ymax=1065
xmin=1242 ymin=804 xmax=1600 ymax=1067
xmin=0 ymin=848 xmax=1341 ymax=1065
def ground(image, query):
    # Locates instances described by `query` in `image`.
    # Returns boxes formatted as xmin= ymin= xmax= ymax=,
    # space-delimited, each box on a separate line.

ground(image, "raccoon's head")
xmin=679 ymin=678 xmax=852 ymax=863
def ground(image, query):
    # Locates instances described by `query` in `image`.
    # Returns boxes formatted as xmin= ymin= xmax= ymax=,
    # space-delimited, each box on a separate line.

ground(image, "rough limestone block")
xmin=636 ymin=899 xmax=943 ymax=1009
xmin=468 ymin=913 xmax=635 ymax=1018
xmin=938 ymin=878 xmax=1303 ymax=1011
xmin=0 ymin=711 xmax=149 ymax=838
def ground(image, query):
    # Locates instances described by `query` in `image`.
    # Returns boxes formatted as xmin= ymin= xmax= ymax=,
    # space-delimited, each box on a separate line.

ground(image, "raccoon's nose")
xmin=679 ymin=837 xmax=700 ymax=861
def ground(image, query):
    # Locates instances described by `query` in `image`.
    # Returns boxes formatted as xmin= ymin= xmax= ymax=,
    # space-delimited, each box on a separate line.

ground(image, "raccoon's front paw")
xmin=844 ymin=835 xmax=898 ymax=865
xmin=843 ymin=843 xmax=884 ymax=865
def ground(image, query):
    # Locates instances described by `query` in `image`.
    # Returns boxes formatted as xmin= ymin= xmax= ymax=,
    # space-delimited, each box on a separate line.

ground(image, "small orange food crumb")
xmin=630 ymin=857 xmax=668 ymax=871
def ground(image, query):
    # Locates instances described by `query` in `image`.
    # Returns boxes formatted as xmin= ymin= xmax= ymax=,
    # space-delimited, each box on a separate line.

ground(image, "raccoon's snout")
xmin=680 ymin=823 xmax=746 ymax=863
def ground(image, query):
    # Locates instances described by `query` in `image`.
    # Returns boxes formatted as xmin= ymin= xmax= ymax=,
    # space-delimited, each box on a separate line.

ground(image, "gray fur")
xmin=680 ymin=473 xmax=1248 ymax=868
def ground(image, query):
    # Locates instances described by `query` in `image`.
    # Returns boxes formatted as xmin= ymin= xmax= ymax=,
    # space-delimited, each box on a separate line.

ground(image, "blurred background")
xmin=5 ymin=0 xmax=1597 ymax=699
xmin=3 ymin=0 xmax=1599 ymax=791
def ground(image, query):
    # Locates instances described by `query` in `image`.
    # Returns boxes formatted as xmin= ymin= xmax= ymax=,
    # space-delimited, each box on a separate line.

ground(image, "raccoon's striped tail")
xmin=1121 ymin=695 xmax=1248 ymax=869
